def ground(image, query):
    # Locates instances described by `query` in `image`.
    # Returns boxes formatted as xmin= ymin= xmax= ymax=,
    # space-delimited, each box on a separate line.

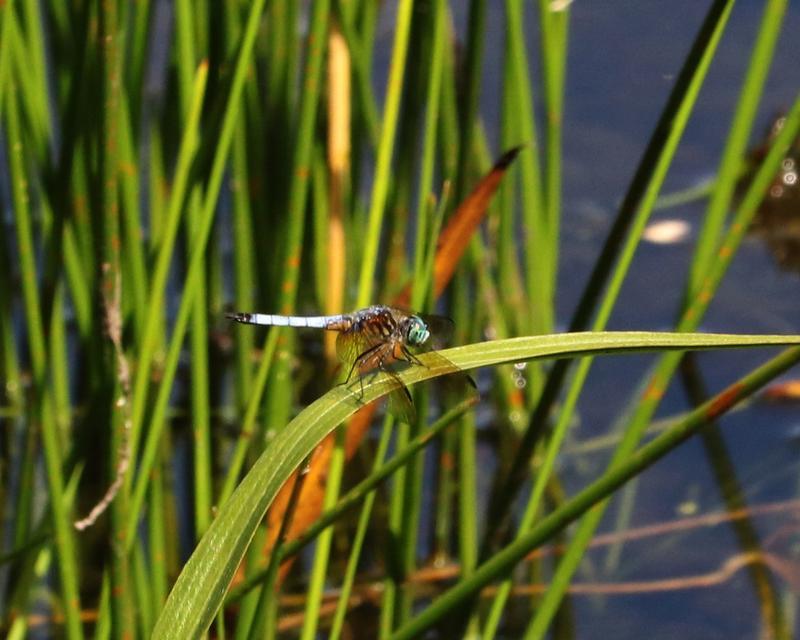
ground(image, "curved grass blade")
xmin=152 ymin=331 xmax=800 ymax=639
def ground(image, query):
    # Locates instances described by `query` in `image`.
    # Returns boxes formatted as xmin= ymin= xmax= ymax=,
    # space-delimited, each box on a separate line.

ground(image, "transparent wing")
xmin=423 ymin=349 xmax=476 ymax=397
xmin=385 ymin=372 xmax=417 ymax=424
xmin=335 ymin=329 xmax=380 ymax=373
xmin=419 ymin=313 xmax=455 ymax=347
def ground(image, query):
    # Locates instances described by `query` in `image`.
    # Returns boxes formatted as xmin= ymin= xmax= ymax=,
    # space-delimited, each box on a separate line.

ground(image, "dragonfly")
xmin=227 ymin=305 xmax=473 ymax=422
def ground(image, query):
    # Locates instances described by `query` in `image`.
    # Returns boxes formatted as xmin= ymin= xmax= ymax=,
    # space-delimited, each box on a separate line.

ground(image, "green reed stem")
xmin=328 ymin=416 xmax=394 ymax=640
xmin=16 ymin=0 xmax=50 ymax=150
xmin=539 ymin=0 xmax=568 ymax=292
xmin=48 ymin=282 xmax=70 ymax=440
xmin=127 ymin=61 xmax=209 ymax=471
xmin=383 ymin=421 xmax=409 ymax=634
xmin=61 ymin=221 xmax=91 ymax=337
xmin=175 ymin=0 xmax=212 ymax=540
xmin=5 ymin=79 xmax=83 ymax=639
xmin=118 ymin=95 xmax=148 ymax=336
xmin=132 ymin=542 xmax=154 ymax=633
xmin=100 ymin=0 xmax=136 ymax=632
xmin=311 ymin=146 xmax=330 ymax=309
xmin=454 ymin=0 xmax=486 ymax=202
xmin=126 ymin=0 xmax=150 ymax=109
xmin=0 ymin=250 xmax=20 ymax=415
xmin=453 ymin=275 xmax=481 ymax=635
xmin=188 ymin=186 xmax=213 ymax=537
xmin=262 ymin=0 xmax=330 ymax=440
xmin=497 ymin=43 xmax=529 ymax=340
xmin=412 ymin=0 xmax=446 ymax=305
xmin=230 ymin=123 xmax=257 ymax=407
xmin=689 ymin=0 xmax=789 ymax=297
xmin=68 ymin=143 xmax=96 ymax=294
xmin=300 ymin=430 xmax=345 ymax=640
xmin=355 ymin=0 xmax=414 ymax=308
xmin=505 ymin=0 xmax=548 ymax=337
xmin=0 ymin=1 xmax=14 ymax=116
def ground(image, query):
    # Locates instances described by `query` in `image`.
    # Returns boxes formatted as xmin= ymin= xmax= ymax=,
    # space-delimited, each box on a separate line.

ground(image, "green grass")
xmin=1 ymin=1 xmax=798 ymax=639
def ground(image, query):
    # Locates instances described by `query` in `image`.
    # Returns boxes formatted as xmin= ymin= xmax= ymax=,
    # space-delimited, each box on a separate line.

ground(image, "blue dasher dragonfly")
xmin=227 ymin=305 xmax=473 ymax=422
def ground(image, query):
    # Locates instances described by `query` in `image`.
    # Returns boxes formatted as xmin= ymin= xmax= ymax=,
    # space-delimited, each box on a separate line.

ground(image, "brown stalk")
xmin=324 ymin=18 xmax=350 ymax=367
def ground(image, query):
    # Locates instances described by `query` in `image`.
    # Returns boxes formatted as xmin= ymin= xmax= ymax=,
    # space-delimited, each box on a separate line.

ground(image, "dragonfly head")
xmin=406 ymin=316 xmax=430 ymax=347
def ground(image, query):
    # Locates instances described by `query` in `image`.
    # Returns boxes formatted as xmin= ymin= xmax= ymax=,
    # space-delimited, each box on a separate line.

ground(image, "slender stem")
xmin=5 ymin=79 xmax=83 ymax=639
xmin=355 ymin=0 xmax=414 ymax=307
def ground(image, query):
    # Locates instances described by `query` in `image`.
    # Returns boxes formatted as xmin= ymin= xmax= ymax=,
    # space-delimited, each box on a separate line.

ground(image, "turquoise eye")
xmin=407 ymin=317 xmax=430 ymax=346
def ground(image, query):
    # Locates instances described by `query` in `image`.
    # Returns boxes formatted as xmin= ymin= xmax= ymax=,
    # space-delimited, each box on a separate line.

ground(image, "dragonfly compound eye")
xmin=407 ymin=317 xmax=430 ymax=346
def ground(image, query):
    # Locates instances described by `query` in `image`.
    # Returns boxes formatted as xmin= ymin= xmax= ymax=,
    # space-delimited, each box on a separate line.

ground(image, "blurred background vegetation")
xmin=1 ymin=0 xmax=800 ymax=638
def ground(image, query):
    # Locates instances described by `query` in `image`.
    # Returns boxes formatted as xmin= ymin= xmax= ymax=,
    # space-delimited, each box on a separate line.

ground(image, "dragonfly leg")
xmin=348 ymin=343 xmax=417 ymax=423
xmin=356 ymin=344 xmax=397 ymax=399
xmin=376 ymin=342 xmax=404 ymax=372
xmin=343 ymin=343 xmax=382 ymax=385
xmin=377 ymin=349 xmax=411 ymax=391
xmin=342 ymin=357 xmax=359 ymax=386
xmin=400 ymin=344 xmax=425 ymax=368
xmin=340 ymin=343 xmax=384 ymax=401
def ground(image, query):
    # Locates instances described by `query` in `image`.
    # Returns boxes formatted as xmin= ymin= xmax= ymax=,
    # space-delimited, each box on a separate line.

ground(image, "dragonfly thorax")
xmin=404 ymin=315 xmax=430 ymax=347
